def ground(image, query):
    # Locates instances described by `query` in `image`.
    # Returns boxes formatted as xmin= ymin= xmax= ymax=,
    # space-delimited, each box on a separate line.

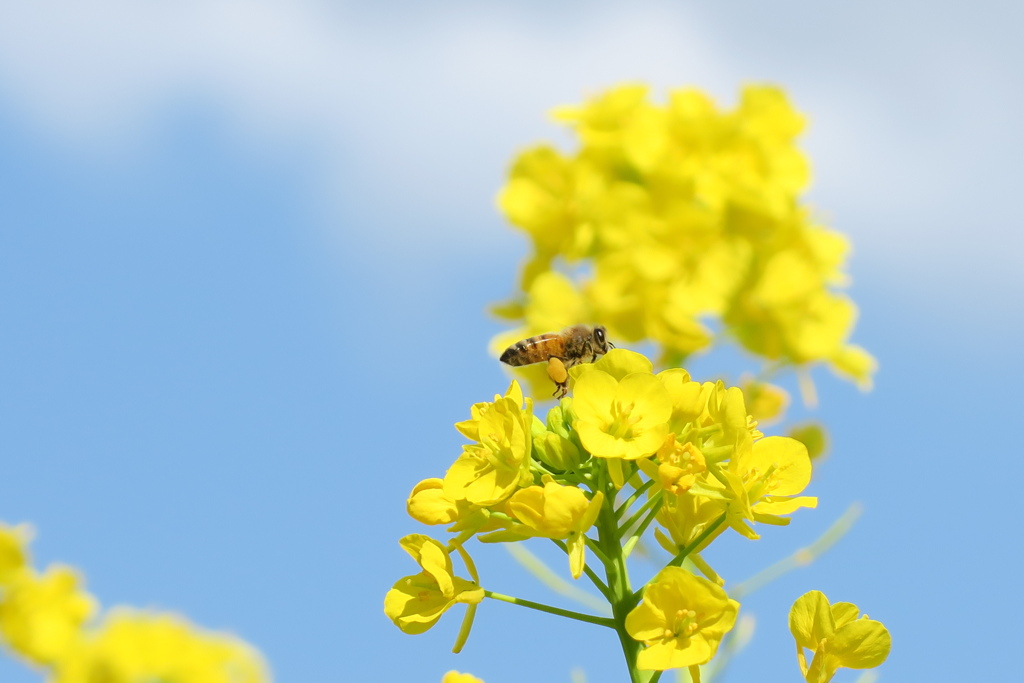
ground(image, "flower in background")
xmin=494 ymin=84 xmax=873 ymax=391
xmin=0 ymin=523 xmax=270 ymax=682
xmin=53 ymin=610 xmax=267 ymax=683
xmin=441 ymin=672 xmax=483 ymax=683
xmin=0 ymin=565 xmax=96 ymax=666
xmin=0 ymin=524 xmax=32 ymax=587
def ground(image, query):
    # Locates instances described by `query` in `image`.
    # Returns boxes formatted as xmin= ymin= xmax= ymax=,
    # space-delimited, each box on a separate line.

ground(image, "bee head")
xmin=593 ymin=326 xmax=613 ymax=355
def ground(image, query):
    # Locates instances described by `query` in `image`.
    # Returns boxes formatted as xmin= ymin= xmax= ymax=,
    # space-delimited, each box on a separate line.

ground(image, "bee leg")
xmin=547 ymin=357 xmax=569 ymax=399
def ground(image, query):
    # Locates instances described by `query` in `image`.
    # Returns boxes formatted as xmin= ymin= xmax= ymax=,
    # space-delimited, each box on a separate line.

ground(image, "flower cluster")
xmin=0 ymin=524 xmax=268 ymax=683
xmin=388 ymin=82 xmax=890 ymax=683
xmin=386 ymin=349 xmax=818 ymax=676
xmin=493 ymin=84 xmax=874 ymax=390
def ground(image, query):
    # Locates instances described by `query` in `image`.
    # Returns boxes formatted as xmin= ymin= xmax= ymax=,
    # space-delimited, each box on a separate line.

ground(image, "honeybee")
xmin=500 ymin=324 xmax=613 ymax=398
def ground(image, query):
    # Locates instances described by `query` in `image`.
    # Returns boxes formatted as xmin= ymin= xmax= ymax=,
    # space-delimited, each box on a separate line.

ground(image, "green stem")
xmin=731 ymin=502 xmax=861 ymax=599
xmin=552 ymin=538 xmax=612 ymax=599
xmin=615 ymin=478 xmax=655 ymax=519
xmin=622 ymin=497 xmax=664 ymax=558
xmin=630 ymin=514 xmax=729 ymax=612
xmin=483 ymin=591 xmax=615 ymax=629
xmin=666 ymin=515 xmax=726 ymax=568
xmin=618 ymin=491 xmax=662 ymax=537
xmin=595 ymin=480 xmax=646 ymax=683
xmin=582 ymin=534 xmax=613 ymax=568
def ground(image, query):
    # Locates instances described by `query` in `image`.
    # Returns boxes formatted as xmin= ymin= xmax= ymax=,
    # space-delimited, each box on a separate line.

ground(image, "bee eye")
xmin=594 ymin=327 xmax=606 ymax=344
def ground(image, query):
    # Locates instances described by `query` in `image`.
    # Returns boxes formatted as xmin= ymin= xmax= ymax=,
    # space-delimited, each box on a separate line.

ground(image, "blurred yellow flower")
xmin=626 ymin=567 xmax=739 ymax=670
xmin=0 ymin=565 xmax=96 ymax=666
xmin=789 ymin=590 xmax=891 ymax=683
xmin=54 ymin=610 xmax=268 ymax=683
xmin=441 ymin=671 xmax=484 ymax=683
xmin=739 ymin=378 xmax=790 ymax=425
xmin=0 ymin=523 xmax=32 ymax=588
xmin=494 ymin=83 xmax=873 ymax=387
xmin=0 ymin=522 xmax=269 ymax=682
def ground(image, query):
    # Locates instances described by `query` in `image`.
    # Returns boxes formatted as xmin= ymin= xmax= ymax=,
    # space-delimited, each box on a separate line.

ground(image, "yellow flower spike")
xmin=573 ymin=365 xmax=671 ymax=461
xmin=495 ymin=84 xmax=872 ymax=389
xmin=789 ymin=591 xmax=891 ymax=683
xmin=445 ymin=381 xmax=534 ymax=507
xmin=385 ymin=536 xmax=484 ymax=635
xmin=0 ymin=565 xmax=96 ymax=666
xmin=441 ymin=672 xmax=484 ymax=683
xmin=0 ymin=523 xmax=32 ymax=587
xmin=626 ymin=567 xmax=739 ymax=670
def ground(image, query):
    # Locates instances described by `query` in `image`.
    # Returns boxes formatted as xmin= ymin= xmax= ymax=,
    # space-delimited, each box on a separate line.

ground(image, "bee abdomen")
xmin=500 ymin=335 xmax=560 ymax=366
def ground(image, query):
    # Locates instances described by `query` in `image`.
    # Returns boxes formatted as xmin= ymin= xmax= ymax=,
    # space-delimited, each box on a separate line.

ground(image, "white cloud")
xmin=0 ymin=2 xmax=731 ymax=233
xmin=0 ymin=0 xmax=1021 ymax=296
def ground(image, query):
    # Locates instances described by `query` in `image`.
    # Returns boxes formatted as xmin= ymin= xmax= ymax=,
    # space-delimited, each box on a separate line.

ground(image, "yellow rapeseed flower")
xmin=444 ymin=381 xmax=533 ymax=507
xmin=722 ymin=436 xmax=817 ymax=539
xmin=571 ymin=350 xmax=671 ymax=462
xmin=485 ymin=481 xmax=604 ymax=579
xmin=384 ymin=535 xmax=484 ymax=635
xmin=789 ymin=591 xmax=891 ymax=683
xmin=626 ymin=567 xmax=739 ymax=670
xmin=637 ymin=434 xmax=707 ymax=496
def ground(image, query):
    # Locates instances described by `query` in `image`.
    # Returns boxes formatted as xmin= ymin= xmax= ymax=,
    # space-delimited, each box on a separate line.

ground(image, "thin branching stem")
xmin=615 ymin=478 xmax=655 ymax=519
xmin=551 ymin=538 xmax=612 ymax=599
xmin=618 ymin=491 xmax=662 ymax=537
xmin=484 ymin=590 xmax=615 ymax=629
xmin=623 ymin=497 xmax=665 ymax=558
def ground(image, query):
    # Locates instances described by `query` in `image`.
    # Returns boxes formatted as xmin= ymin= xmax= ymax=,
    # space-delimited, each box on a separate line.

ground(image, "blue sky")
xmin=1 ymin=1 xmax=1022 ymax=681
